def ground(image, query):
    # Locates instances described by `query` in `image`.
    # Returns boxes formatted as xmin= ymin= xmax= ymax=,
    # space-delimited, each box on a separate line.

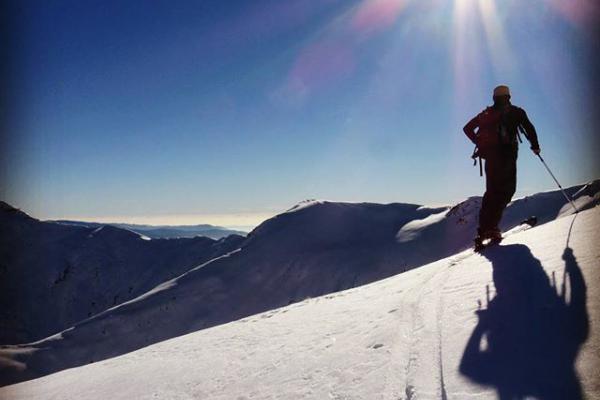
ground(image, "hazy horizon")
xmin=7 ymin=176 xmax=598 ymax=231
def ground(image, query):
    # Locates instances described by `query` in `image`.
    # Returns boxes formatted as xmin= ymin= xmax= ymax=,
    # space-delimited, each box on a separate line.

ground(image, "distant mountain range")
xmin=0 ymin=201 xmax=246 ymax=345
xmin=50 ymin=220 xmax=248 ymax=239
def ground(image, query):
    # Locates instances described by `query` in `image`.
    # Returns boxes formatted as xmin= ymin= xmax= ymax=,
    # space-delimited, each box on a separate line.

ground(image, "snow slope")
xmin=0 ymin=181 xmax=598 ymax=388
xmin=0 ymin=202 xmax=246 ymax=344
xmin=1 ymin=203 xmax=598 ymax=399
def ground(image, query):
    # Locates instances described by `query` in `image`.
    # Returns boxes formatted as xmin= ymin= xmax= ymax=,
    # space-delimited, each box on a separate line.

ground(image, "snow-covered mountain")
xmin=1 ymin=189 xmax=598 ymax=399
xmin=0 ymin=202 xmax=246 ymax=344
xmin=0 ymin=180 xmax=598 ymax=390
xmin=51 ymin=220 xmax=248 ymax=239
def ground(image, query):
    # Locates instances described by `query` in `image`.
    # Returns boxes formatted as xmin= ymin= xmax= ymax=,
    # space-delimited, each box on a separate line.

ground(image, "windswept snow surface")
xmin=1 ymin=205 xmax=598 ymax=399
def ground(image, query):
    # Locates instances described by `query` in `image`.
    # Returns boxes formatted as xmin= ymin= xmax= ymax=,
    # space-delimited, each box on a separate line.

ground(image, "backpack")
xmin=475 ymin=105 xmax=519 ymax=159
xmin=474 ymin=106 xmax=502 ymax=159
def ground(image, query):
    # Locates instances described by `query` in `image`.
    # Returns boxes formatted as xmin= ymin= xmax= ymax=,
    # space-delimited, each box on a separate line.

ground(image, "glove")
xmin=532 ymin=147 xmax=541 ymax=155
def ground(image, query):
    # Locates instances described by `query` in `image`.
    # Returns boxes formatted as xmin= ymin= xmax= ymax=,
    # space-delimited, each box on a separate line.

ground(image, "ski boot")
xmin=474 ymin=228 xmax=502 ymax=252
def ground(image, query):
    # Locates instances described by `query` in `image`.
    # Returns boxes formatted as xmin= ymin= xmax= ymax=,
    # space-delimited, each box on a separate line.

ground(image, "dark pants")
xmin=478 ymin=150 xmax=517 ymax=235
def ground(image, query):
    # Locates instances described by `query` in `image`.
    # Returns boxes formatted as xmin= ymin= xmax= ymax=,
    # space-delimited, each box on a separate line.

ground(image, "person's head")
xmin=492 ymin=85 xmax=511 ymax=107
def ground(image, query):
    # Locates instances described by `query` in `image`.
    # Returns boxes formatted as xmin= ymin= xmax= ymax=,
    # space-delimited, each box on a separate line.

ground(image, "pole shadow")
xmin=459 ymin=243 xmax=589 ymax=400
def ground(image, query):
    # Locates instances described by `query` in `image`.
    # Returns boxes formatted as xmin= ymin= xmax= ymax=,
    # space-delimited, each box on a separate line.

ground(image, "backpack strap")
xmin=513 ymin=105 xmax=530 ymax=143
xmin=517 ymin=123 xmax=528 ymax=143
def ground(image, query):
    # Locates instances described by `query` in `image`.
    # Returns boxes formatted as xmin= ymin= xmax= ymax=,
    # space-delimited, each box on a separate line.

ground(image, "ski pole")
xmin=536 ymin=154 xmax=579 ymax=213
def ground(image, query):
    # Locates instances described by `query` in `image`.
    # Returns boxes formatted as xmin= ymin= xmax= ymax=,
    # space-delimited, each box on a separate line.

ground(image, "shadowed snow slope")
xmin=1 ymin=203 xmax=598 ymax=399
xmin=0 ymin=202 xmax=246 ymax=344
xmin=0 ymin=180 xmax=598 ymax=388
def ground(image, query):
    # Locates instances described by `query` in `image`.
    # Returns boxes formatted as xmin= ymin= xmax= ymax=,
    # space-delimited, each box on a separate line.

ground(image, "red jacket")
xmin=463 ymin=104 xmax=540 ymax=158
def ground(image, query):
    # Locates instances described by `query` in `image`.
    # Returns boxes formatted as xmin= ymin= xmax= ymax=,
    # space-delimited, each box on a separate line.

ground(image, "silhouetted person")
xmin=463 ymin=86 xmax=541 ymax=245
xmin=459 ymin=244 xmax=589 ymax=400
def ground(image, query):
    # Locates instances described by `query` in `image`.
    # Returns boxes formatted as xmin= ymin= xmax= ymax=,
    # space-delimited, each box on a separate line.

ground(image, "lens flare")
xmin=478 ymin=0 xmax=516 ymax=79
xmin=275 ymin=0 xmax=410 ymax=105
xmin=352 ymin=0 xmax=407 ymax=34
xmin=452 ymin=0 xmax=485 ymax=112
xmin=543 ymin=0 xmax=600 ymax=28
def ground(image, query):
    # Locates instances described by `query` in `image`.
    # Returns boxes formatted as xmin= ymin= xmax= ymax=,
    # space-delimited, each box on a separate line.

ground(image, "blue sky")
xmin=2 ymin=0 xmax=599 ymax=229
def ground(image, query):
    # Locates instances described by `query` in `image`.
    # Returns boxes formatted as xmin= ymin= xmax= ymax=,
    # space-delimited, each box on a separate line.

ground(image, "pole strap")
xmin=471 ymin=147 xmax=483 ymax=178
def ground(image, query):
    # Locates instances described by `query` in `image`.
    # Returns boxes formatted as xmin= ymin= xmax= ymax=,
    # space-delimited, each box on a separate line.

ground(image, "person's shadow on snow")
xmin=459 ymin=244 xmax=589 ymax=400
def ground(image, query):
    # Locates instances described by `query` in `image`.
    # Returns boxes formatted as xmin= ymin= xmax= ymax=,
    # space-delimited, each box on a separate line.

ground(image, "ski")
xmin=473 ymin=215 xmax=537 ymax=252
xmin=474 ymin=237 xmax=503 ymax=252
